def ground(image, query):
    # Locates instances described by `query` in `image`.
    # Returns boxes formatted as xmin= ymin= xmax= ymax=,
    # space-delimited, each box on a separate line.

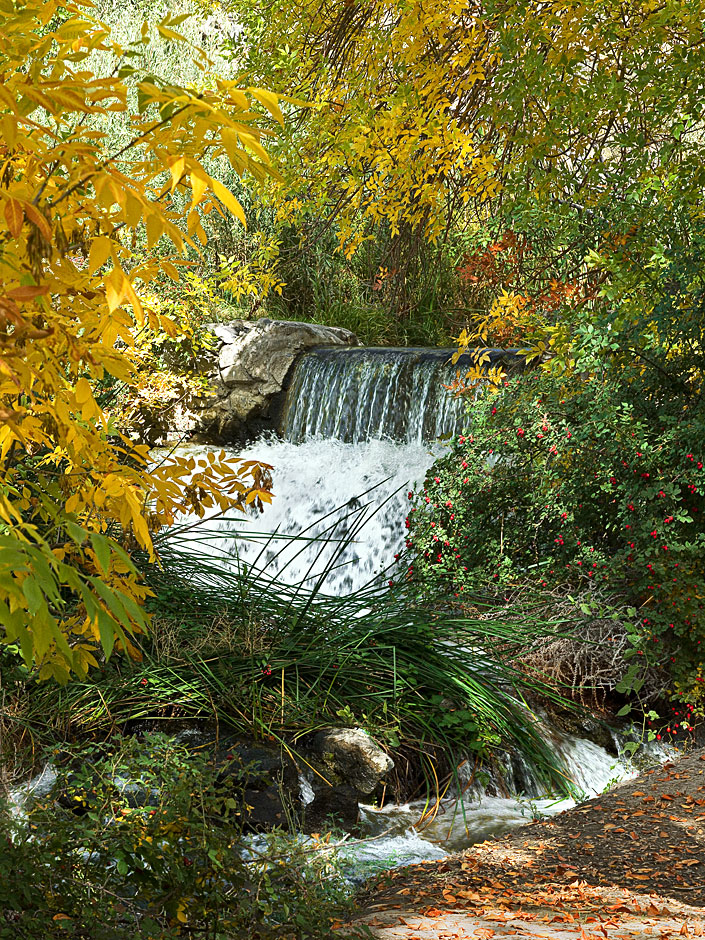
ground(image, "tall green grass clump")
xmin=17 ymin=515 xmax=579 ymax=800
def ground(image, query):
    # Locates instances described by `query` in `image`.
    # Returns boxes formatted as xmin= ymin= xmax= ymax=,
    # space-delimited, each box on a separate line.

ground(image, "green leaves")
xmin=409 ymin=365 xmax=705 ymax=705
xmin=0 ymin=732 xmax=351 ymax=937
xmin=615 ymin=663 xmax=644 ymax=696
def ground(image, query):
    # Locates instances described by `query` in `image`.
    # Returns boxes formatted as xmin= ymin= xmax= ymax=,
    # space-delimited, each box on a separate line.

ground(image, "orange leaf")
xmin=6 ymin=285 xmax=49 ymax=302
xmin=19 ymin=200 xmax=52 ymax=241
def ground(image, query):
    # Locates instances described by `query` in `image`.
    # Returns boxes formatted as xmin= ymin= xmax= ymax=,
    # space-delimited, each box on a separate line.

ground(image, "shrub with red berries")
xmin=408 ymin=370 xmax=705 ymax=699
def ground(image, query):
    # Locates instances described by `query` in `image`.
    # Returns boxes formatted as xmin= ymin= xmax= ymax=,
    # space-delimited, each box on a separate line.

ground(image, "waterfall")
xmin=153 ymin=341 xmax=672 ymax=876
xmin=177 ymin=346 xmax=521 ymax=593
xmin=280 ymin=346 xmax=517 ymax=444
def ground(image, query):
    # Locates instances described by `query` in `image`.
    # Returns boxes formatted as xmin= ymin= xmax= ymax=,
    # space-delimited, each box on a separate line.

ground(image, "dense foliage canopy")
xmin=217 ymin=0 xmax=705 ymax=704
xmin=225 ymin=0 xmax=705 ymax=339
xmin=0 ymin=0 xmax=278 ymax=679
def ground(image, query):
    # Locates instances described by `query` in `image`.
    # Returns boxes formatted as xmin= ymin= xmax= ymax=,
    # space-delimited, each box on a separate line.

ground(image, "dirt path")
xmin=341 ymin=748 xmax=705 ymax=938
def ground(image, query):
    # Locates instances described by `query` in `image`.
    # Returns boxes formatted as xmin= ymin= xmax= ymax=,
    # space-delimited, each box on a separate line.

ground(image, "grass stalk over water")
xmin=15 ymin=511 xmax=581 ymax=797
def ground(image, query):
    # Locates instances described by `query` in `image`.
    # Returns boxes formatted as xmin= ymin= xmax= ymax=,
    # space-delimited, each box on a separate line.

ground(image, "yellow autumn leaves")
xmin=0 ymin=0 xmax=278 ymax=680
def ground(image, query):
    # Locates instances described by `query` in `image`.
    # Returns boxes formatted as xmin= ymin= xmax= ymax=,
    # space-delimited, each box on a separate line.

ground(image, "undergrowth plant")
xmin=408 ymin=369 xmax=705 ymax=717
xmin=0 ymin=732 xmax=350 ymax=939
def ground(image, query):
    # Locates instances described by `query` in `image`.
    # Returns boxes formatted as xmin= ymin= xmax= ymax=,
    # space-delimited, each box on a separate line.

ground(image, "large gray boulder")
xmin=297 ymin=727 xmax=394 ymax=833
xmin=193 ymin=318 xmax=359 ymax=443
xmin=309 ymin=728 xmax=394 ymax=795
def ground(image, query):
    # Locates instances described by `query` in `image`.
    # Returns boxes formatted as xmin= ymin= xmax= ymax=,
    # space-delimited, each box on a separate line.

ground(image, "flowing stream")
xmin=174 ymin=345 xmax=666 ymax=876
xmin=186 ymin=347 xmax=517 ymax=593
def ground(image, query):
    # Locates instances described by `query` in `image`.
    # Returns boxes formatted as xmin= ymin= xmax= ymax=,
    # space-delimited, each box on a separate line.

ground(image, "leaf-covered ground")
xmin=342 ymin=748 xmax=705 ymax=939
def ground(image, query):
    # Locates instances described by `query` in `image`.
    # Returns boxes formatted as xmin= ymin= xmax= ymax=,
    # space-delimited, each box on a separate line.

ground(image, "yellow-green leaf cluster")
xmin=0 ymin=0 xmax=279 ymax=680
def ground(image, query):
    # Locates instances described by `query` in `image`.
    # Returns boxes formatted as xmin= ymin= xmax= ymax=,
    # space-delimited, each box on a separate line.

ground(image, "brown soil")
xmin=341 ymin=748 xmax=705 ymax=938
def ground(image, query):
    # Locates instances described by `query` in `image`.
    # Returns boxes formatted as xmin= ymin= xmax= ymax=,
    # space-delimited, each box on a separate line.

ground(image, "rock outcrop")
xmin=218 ymin=741 xmax=301 ymax=831
xmin=192 ymin=318 xmax=359 ymax=444
xmin=300 ymin=728 xmax=394 ymax=833
xmin=308 ymin=728 xmax=394 ymax=796
xmin=215 ymin=727 xmax=393 ymax=834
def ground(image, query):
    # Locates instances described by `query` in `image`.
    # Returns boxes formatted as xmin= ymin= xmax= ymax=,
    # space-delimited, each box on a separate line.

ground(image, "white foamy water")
xmin=173 ymin=436 xmax=438 ymax=595
xmin=354 ymin=734 xmax=647 ymax=861
xmin=550 ymin=732 xmax=633 ymax=797
xmin=7 ymin=763 xmax=57 ymax=819
xmin=339 ymin=830 xmax=449 ymax=885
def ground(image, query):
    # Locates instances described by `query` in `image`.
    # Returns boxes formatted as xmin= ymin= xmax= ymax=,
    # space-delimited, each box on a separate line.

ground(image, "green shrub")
xmin=407 ymin=370 xmax=705 ymax=708
xmin=0 ymin=733 xmax=350 ymax=939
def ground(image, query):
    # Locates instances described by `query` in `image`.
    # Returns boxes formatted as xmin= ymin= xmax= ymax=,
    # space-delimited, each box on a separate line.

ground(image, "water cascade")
xmin=350 ymin=734 xmax=668 ymax=878
xmin=186 ymin=346 xmax=519 ymax=593
xmin=170 ymin=342 xmax=667 ymax=875
xmin=281 ymin=346 xmax=517 ymax=444
xmin=186 ymin=436 xmax=433 ymax=593
xmin=4 ymin=346 xmax=669 ymax=897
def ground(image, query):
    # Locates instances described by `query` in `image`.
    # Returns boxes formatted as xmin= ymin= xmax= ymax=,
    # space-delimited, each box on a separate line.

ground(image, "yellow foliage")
xmin=219 ymin=232 xmax=285 ymax=304
xmin=239 ymin=0 xmax=501 ymax=255
xmin=0 ymin=0 xmax=279 ymax=680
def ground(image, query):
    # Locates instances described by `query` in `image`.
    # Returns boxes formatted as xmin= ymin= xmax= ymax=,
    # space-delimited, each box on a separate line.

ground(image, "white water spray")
xmin=177 ymin=437 xmax=438 ymax=595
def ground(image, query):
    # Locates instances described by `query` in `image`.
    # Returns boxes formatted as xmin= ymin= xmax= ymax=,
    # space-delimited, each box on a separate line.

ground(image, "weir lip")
xmin=280 ymin=346 xmax=526 ymax=445
xmin=294 ymin=345 xmax=525 ymax=364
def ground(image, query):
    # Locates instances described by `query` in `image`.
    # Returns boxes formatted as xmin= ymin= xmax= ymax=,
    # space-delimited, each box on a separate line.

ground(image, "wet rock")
xmin=218 ymin=742 xmax=302 ymax=832
xmin=192 ymin=318 xmax=360 ymax=444
xmin=302 ymin=782 xmax=360 ymax=834
xmin=542 ymin=707 xmax=618 ymax=756
xmin=308 ymin=728 xmax=394 ymax=795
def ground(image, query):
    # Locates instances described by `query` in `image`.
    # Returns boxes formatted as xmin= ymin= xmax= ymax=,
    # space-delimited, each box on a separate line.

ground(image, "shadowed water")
xmin=281 ymin=347 xmax=518 ymax=444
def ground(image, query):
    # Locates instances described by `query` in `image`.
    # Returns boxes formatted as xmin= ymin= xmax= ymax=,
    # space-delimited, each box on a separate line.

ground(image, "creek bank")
xmin=28 ymin=722 xmax=395 ymax=836
xmin=344 ymin=746 xmax=705 ymax=939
